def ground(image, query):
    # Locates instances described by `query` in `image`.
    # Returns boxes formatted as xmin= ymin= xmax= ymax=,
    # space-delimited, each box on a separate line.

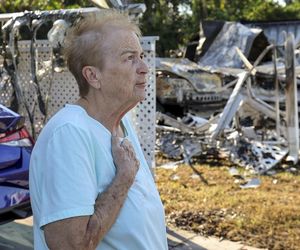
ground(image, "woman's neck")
xmin=75 ymin=97 xmax=126 ymax=137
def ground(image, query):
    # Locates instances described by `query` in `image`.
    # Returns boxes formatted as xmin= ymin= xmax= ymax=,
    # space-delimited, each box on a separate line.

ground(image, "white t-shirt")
xmin=29 ymin=104 xmax=168 ymax=250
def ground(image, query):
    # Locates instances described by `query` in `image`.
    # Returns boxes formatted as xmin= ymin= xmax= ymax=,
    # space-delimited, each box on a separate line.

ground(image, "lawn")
xmin=155 ymin=155 xmax=300 ymax=250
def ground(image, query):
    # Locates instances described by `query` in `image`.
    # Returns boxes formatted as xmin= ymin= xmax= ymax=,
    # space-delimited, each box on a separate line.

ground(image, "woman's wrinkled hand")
xmin=111 ymin=134 xmax=140 ymax=184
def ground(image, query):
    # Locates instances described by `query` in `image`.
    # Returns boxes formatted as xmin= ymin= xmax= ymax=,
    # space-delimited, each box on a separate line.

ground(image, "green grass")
xmin=155 ymin=156 xmax=300 ymax=250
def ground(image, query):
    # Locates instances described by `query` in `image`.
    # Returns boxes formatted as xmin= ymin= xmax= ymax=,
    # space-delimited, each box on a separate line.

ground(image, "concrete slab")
xmin=0 ymin=217 xmax=33 ymax=250
xmin=167 ymin=226 xmax=266 ymax=250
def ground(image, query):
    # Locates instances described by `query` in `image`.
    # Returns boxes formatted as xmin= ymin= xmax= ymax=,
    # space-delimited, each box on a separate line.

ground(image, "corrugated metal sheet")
xmin=198 ymin=22 xmax=266 ymax=68
xmin=244 ymin=20 xmax=300 ymax=46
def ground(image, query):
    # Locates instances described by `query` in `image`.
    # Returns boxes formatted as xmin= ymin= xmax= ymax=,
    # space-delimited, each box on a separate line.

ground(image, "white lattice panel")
xmin=0 ymin=37 xmax=157 ymax=168
xmin=131 ymin=37 xmax=158 ymax=168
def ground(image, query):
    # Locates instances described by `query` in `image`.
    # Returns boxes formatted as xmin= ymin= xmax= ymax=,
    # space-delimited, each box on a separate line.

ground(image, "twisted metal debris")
xmin=156 ymin=23 xmax=299 ymax=174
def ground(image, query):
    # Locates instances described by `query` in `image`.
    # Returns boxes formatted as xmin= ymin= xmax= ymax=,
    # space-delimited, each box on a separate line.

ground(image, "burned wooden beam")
xmin=285 ymin=33 xmax=299 ymax=164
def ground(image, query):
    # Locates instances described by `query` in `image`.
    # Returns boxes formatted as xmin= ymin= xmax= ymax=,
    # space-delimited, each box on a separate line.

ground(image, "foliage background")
xmin=1 ymin=0 xmax=300 ymax=56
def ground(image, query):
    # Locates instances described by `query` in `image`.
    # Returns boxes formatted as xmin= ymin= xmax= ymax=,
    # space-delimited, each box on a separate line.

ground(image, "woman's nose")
xmin=137 ymin=59 xmax=149 ymax=74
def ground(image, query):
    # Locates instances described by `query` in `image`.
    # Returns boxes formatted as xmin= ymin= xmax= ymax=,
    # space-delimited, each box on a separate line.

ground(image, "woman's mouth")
xmin=136 ymin=82 xmax=146 ymax=88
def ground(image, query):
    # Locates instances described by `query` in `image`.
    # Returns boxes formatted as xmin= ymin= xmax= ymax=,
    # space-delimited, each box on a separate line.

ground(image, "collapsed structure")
xmin=156 ymin=21 xmax=300 ymax=174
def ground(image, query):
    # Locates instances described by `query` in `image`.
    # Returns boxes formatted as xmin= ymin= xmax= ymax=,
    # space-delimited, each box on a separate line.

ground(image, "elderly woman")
xmin=29 ymin=10 xmax=168 ymax=250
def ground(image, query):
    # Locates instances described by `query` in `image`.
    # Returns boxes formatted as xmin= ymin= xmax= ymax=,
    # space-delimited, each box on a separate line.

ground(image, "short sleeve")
xmin=39 ymin=123 xmax=97 ymax=228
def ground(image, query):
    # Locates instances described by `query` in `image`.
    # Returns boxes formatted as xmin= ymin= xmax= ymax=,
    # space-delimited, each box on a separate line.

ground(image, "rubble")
xmin=156 ymin=57 xmax=228 ymax=118
xmin=156 ymin=21 xmax=300 ymax=176
xmin=240 ymin=178 xmax=261 ymax=189
xmin=198 ymin=22 xmax=270 ymax=69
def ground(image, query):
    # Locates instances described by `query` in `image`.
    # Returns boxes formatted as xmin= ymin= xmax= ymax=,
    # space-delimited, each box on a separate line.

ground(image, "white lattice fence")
xmin=132 ymin=37 xmax=157 ymax=168
xmin=0 ymin=37 xmax=157 ymax=168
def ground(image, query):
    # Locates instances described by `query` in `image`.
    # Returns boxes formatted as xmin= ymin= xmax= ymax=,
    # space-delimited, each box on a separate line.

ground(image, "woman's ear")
xmin=82 ymin=66 xmax=101 ymax=89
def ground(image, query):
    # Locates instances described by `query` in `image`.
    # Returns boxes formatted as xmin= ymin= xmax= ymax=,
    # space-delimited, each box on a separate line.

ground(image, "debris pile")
xmin=156 ymin=21 xmax=300 ymax=175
